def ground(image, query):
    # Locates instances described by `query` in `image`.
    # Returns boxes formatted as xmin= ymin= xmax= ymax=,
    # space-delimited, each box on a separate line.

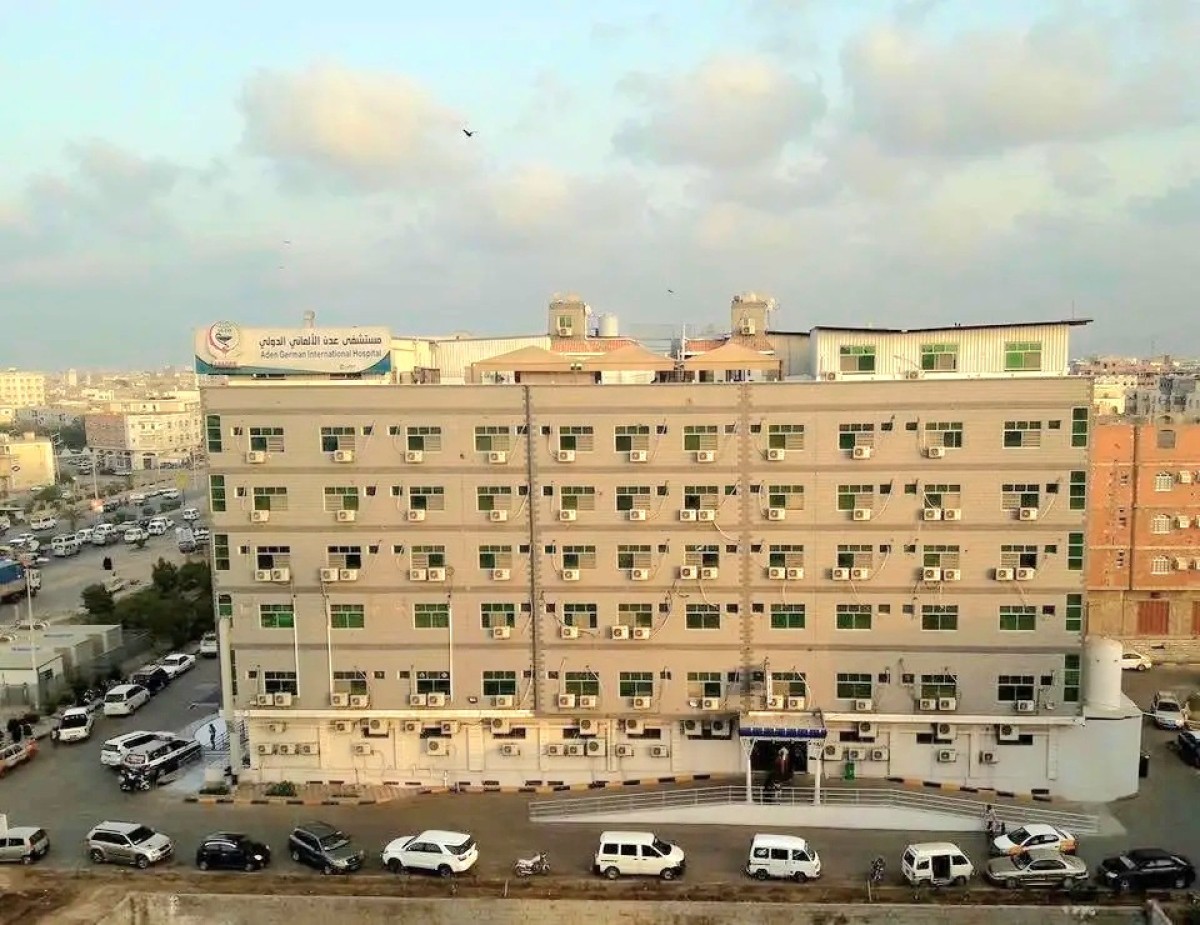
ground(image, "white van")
xmin=901 ymin=842 xmax=974 ymax=887
xmin=745 ymin=833 xmax=822 ymax=882
xmin=593 ymin=831 xmax=686 ymax=880
xmin=52 ymin=537 xmax=81 ymax=557
xmin=103 ymin=684 xmax=151 ymax=717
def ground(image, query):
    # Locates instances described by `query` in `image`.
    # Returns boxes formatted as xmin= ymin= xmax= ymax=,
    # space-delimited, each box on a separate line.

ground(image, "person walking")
xmin=983 ymin=804 xmax=999 ymax=838
xmin=208 ymin=725 xmax=217 ymax=749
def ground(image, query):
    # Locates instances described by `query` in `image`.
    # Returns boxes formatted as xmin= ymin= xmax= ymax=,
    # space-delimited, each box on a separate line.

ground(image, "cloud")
xmin=613 ymin=57 xmax=826 ymax=170
xmin=239 ymin=63 xmax=476 ymax=192
xmin=1131 ymin=178 xmax=1200 ymax=225
xmin=1044 ymin=147 xmax=1111 ymax=197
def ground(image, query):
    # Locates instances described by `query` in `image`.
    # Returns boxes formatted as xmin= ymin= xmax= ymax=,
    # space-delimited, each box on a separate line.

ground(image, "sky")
xmin=2 ymin=0 xmax=1198 ymax=367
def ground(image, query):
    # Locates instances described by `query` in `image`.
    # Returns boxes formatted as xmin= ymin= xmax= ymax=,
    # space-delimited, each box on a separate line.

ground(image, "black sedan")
xmin=1096 ymin=848 xmax=1195 ymax=892
xmin=1171 ymin=730 xmax=1200 ymax=768
xmin=195 ymin=833 xmax=272 ymax=872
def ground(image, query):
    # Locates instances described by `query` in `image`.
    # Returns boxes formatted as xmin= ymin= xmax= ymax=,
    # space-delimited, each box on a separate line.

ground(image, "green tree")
xmin=81 ymin=584 xmax=115 ymax=618
xmin=151 ymin=559 xmax=179 ymax=594
xmin=34 ymin=485 xmax=61 ymax=504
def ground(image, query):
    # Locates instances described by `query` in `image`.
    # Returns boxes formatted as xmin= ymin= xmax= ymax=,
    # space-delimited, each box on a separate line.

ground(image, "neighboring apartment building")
xmin=83 ymin=391 xmax=203 ymax=472
xmin=0 ymin=431 xmax=58 ymax=494
xmin=1125 ymin=376 xmax=1200 ymax=421
xmin=0 ymin=370 xmax=47 ymax=409
xmin=198 ymin=311 xmax=1138 ymax=802
xmin=1088 ymin=422 xmax=1200 ymax=656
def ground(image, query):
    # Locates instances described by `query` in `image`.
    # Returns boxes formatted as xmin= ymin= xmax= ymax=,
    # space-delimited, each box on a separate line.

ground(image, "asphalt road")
xmin=5 ymin=659 xmax=1198 ymax=888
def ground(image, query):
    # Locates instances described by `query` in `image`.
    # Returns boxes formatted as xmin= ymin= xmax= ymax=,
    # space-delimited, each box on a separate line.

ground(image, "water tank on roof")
xmin=1083 ymin=636 xmax=1122 ymax=710
xmin=598 ymin=315 xmax=620 ymax=338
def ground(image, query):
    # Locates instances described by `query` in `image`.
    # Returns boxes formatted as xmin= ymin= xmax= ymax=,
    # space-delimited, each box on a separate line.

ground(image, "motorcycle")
xmin=119 ymin=768 xmax=153 ymax=792
xmin=513 ymin=852 xmax=550 ymax=877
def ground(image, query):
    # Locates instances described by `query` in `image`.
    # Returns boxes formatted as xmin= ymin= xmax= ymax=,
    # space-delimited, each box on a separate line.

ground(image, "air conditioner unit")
xmin=558 ymin=509 xmax=577 ymax=522
xmin=682 ymin=719 xmax=701 ymax=734
xmin=678 ymin=509 xmax=698 ymax=522
xmin=767 ymin=566 xmax=786 ymax=580
xmin=710 ymin=719 xmax=732 ymax=736
xmin=330 ymin=693 xmax=350 ymax=707
xmin=338 ymin=568 xmax=359 ymax=582
xmin=997 ymin=724 xmax=1020 ymax=742
xmin=245 ymin=451 xmax=266 ymax=464
xmin=934 ymin=723 xmax=954 ymax=742
xmin=1015 ymin=700 xmax=1036 ymax=714
xmin=923 ymin=508 xmax=943 ymax=521
xmin=253 ymin=570 xmax=272 ymax=583
xmin=352 ymin=743 xmax=373 ymax=757
xmin=406 ymin=509 xmax=426 ymax=522
xmin=271 ymin=568 xmax=290 ymax=582
xmin=349 ymin=694 xmax=369 ymax=708
xmin=631 ymin=627 xmax=652 ymax=640
xmin=650 ymin=745 xmax=671 ymax=758
xmin=632 ymin=696 xmax=652 ymax=711
xmin=440 ymin=721 xmax=459 ymax=736
xmin=853 ymin=699 xmax=873 ymax=712
xmin=545 ymin=744 xmax=565 ymax=756
xmin=832 ymin=567 xmax=851 ymax=581
xmin=783 ymin=567 xmax=803 ymax=581
xmin=905 ymin=370 xmax=921 ymax=380
xmin=700 ymin=697 xmax=721 ymax=711
xmin=490 ymin=626 xmax=512 ymax=642
xmin=491 ymin=568 xmax=511 ymax=581
xmin=561 ymin=568 xmax=580 ymax=582
xmin=679 ymin=566 xmax=699 ymax=580
xmin=317 ymin=567 xmax=339 ymax=583
xmin=578 ymin=718 xmax=599 ymax=736
xmin=559 ymin=625 xmax=579 ymax=639
xmin=299 ymin=743 xmax=319 ymax=756
xmin=823 ymin=372 xmax=839 ymax=381
xmin=425 ymin=738 xmax=448 ymax=755
xmin=844 ymin=747 xmax=866 ymax=761
xmin=700 ymin=567 xmax=719 ymax=580
xmin=919 ymin=698 xmax=937 ymax=711
xmin=925 ymin=446 xmax=946 ymax=459
xmin=852 ymin=508 xmax=873 ymax=521
xmin=766 ymin=448 xmax=785 ymax=461
xmin=942 ymin=569 xmax=962 ymax=581
xmin=942 ymin=508 xmax=962 ymax=521
xmin=556 ymin=449 xmax=576 ymax=463
xmin=1180 ymin=470 xmax=1194 ymax=484
xmin=564 ymin=742 xmax=584 ymax=757
xmin=850 ymin=567 xmax=871 ymax=581
xmin=938 ymin=697 xmax=958 ymax=712
xmin=1018 ymin=507 xmax=1039 ymax=521
xmin=332 ymin=720 xmax=353 ymax=733
xmin=408 ymin=694 xmax=427 ymax=707
xmin=266 ymin=722 xmax=287 ymax=734
xmin=408 ymin=568 xmax=428 ymax=582
xmin=256 ymin=743 xmax=276 ymax=756
xmin=630 ymin=568 xmax=650 ymax=581
xmin=852 ymin=446 xmax=873 ymax=460
xmin=765 ymin=695 xmax=785 ymax=709
xmin=740 ymin=320 xmax=756 ymax=335
xmin=488 ymin=451 xmax=507 ymax=464
xmin=333 ymin=449 xmax=355 ymax=463
xmin=335 ymin=509 xmax=356 ymax=523
xmin=366 ymin=719 xmax=388 ymax=734
xmin=500 ymin=743 xmax=521 ymax=757
xmin=936 ymin=749 xmax=957 ymax=763
xmin=786 ymin=696 xmax=807 ymax=711
xmin=628 ymin=450 xmax=648 ymax=463
xmin=627 ymin=509 xmax=647 ymax=521
xmin=695 ymin=450 xmax=716 ymax=463
xmin=994 ymin=567 xmax=1015 ymax=581
xmin=768 ymin=507 xmax=786 ymax=521
xmin=624 ymin=719 xmax=643 ymax=734
xmin=822 ymin=743 xmax=843 ymax=760
xmin=250 ymin=509 xmax=271 ymax=524
xmin=427 ymin=567 xmax=446 ymax=582
xmin=488 ymin=695 xmax=513 ymax=710
xmin=273 ymin=692 xmax=293 ymax=707
xmin=557 ymin=693 xmax=577 ymax=709
xmin=615 ymin=744 xmax=634 ymax=758
xmin=489 ymin=510 xmax=508 ymax=522
xmin=1177 ymin=557 xmax=1192 ymax=571
xmin=405 ymin=450 xmax=424 ymax=464
xmin=980 ymin=750 xmax=998 ymax=765
xmin=1015 ymin=567 xmax=1035 ymax=581
xmin=255 ymin=694 xmax=274 ymax=707
xmin=489 ymin=719 xmax=512 ymax=735
xmin=611 ymin=625 xmax=631 ymax=640
xmin=577 ymin=695 xmax=598 ymax=709
xmin=693 ymin=509 xmax=714 ymax=523
xmin=1177 ymin=515 xmax=1191 ymax=529
xmin=922 ymin=567 xmax=942 ymax=582
xmin=585 ymin=738 xmax=607 ymax=757
xmin=426 ymin=693 xmax=446 ymax=707
xmin=870 ymin=747 xmax=890 ymax=761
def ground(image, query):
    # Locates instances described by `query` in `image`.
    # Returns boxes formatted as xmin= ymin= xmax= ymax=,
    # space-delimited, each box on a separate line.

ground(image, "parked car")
xmin=991 ymin=824 xmax=1078 ymax=857
xmin=1151 ymin=691 xmax=1188 ymax=730
xmin=123 ymin=527 xmax=147 ymax=545
xmin=0 ymin=826 xmax=50 ymax=864
xmin=146 ymin=519 xmax=168 ymax=536
xmin=744 ymin=833 xmax=821 ymax=882
xmin=1171 ymin=730 xmax=1200 ymax=768
xmin=159 ymin=488 xmax=181 ymax=501
xmin=0 ymin=740 xmax=38 ymax=775
xmin=75 ymin=527 xmax=95 ymax=544
xmin=57 ymin=707 xmax=96 ymax=743
xmin=288 ymin=822 xmax=365 ymax=875
xmin=985 ymin=848 xmax=1089 ymax=889
xmin=196 ymin=832 xmax=272 ymax=872
xmin=594 ymin=831 xmax=686 ymax=880
xmin=100 ymin=730 xmax=175 ymax=768
xmin=28 ymin=516 xmax=57 ymax=532
xmin=103 ymin=684 xmax=151 ymax=717
xmin=381 ymin=830 xmax=478 ymax=877
xmin=198 ymin=632 xmax=219 ymax=658
xmin=129 ymin=665 xmax=171 ymax=695
xmin=181 ymin=507 xmax=200 ymax=522
xmin=122 ymin=736 xmax=203 ymax=785
xmin=901 ymin=842 xmax=974 ymax=887
xmin=85 ymin=821 xmax=173 ymax=869
xmin=158 ymin=653 xmax=196 ymax=677
xmin=1097 ymin=848 xmax=1196 ymax=892
xmin=129 ymin=492 xmax=147 ymax=505
xmin=1120 ymin=650 xmax=1152 ymax=671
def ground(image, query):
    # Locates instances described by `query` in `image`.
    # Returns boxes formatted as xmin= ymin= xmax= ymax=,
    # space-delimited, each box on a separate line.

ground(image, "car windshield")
xmin=1158 ymin=701 xmax=1181 ymax=713
xmin=105 ymin=691 xmax=126 ymax=702
xmin=450 ymin=837 xmax=475 ymax=855
xmin=127 ymin=826 xmax=157 ymax=844
xmin=319 ymin=832 xmax=348 ymax=850
xmin=1007 ymin=827 xmax=1030 ymax=843
xmin=1115 ymin=855 xmax=1136 ymax=870
xmin=61 ymin=713 xmax=89 ymax=728
xmin=651 ymin=838 xmax=673 ymax=855
xmin=1012 ymin=852 xmax=1033 ymax=870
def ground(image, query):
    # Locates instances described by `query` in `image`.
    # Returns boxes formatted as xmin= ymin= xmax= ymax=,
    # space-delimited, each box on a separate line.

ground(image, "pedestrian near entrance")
xmin=208 ymin=725 xmax=217 ymax=749
xmin=102 ymin=556 xmax=112 ymax=572
xmin=983 ymin=804 xmax=999 ymax=838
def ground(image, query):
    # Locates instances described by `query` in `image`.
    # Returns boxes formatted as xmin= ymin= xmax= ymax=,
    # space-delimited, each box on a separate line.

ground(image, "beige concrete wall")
xmin=0 ymin=433 xmax=57 ymax=491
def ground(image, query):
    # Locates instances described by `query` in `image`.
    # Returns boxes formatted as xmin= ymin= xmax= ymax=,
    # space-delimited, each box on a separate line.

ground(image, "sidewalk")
xmin=187 ymin=781 xmax=414 ymax=806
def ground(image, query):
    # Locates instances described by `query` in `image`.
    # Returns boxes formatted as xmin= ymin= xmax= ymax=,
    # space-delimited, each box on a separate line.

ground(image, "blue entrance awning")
xmin=740 ymin=725 xmax=827 ymax=740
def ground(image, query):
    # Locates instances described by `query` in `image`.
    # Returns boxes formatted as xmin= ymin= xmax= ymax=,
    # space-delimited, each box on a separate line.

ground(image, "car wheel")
xmin=1117 ymin=877 xmax=1130 ymax=892
xmin=244 ymin=860 xmax=256 ymax=872
xmin=22 ymin=854 xmax=33 ymax=865
xmin=1174 ymin=876 xmax=1187 ymax=889
xmin=952 ymin=875 xmax=966 ymax=887
xmin=136 ymin=855 xmax=150 ymax=869
xmin=752 ymin=869 xmax=768 ymax=881
xmin=322 ymin=864 xmax=334 ymax=876
xmin=290 ymin=849 xmax=301 ymax=863
xmin=660 ymin=867 xmax=676 ymax=881
xmin=437 ymin=865 xmax=453 ymax=879
xmin=198 ymin=859 xmax=209 ymax=871
xmin=793 ymin=871 xmax=808 ymax=884
xmin=89 ymin=849 xmax=105 ymax=864
xmin=604 ymin=866 xmax=620 ymax=880
xmin=387 ymin=859 xmax=403 ymax=874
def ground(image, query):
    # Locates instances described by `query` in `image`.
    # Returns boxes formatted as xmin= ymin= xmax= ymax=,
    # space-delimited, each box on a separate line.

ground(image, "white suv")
xmin=381 ymin=830 xmax=478 ymax=876
xmin=85 ymin=822 xmax=173 ymax=868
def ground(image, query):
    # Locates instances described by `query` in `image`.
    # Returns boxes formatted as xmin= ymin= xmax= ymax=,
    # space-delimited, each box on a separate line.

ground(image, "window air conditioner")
xmin=632 ymin=696 xmax=652 ymax=711
xmin=679 ymin=509 xmax=698 ymax=521
xmin=491 ymin=568 xmax=511 ymax=581
xmin=832 ymin=568 xmax=851 ymax=581
xmin=768 ymin=508 xmax=786 ymax=521
xmin=489 ymin=510 xmax=508 ymax=522
xmin=405 ymin=450 xmax=424 ymax=464
xmin=488 ymin=451 xmax=507 ymax=464
xmin=559 ymin=625 xmax=579 ymax=639
xmin=631 ymin=627 xmax=651 ymax=640
xmin=942 ymin=508 xmax=962 ymax=520
xmin=561 ymin=568 xmax=580 ymax=581
xmin=245 ymin=451 xmax=266 ymax=464
xmin=627 ymin=509 xmax=647 ymax=521
xmin=426 ymin=567 xmax=446 ymax=582
xmin=768 ymin=566 xmax=786 ymax=580
xmin=319 ymin=568 xmax=339 ymax=582
xmin=852 ymin=446 xmax=873 ymax=460
xmin=1018 ymin=507 xmax=1039 ymax=521
xmin=491 ymin=625 xmax=511 ymax=640
xmin=852 ymin=508 xmax=873 ymax=521
xmin=679 ymin=566 xmax=699 ymax=579
xmin=335 ymin=509 xmax=356 ymax=522
xmin=994 ymin=567 xmax=1015 ymax=581
xmin=923 ymin=508 xmax=943 ymax=521
xmin=556 ymin=449 xmax=576 ymax=463
xmin=628 ymin=450 xmax=648 ymax=463
xmin=925 ymin=446 xmax=945 ymax=459
xmin=942 ymin=569 xmax=962 ymax=581
xmin=630 ymin=568 xmax=650 ymax=581
xmin=922 ymin=567 xmax=942 ymax=582
xmin=611 ymin=625 xmax=631 ymax=640
xmin=558 ymin=509 xmax=577 ymax=522
xmin=329 ymin=693 xmax=349 ymax=707
xmin=250 ymin=510 xmax=270 ymax=523
xmin=695 ymin=451 xmax=716 ymax=463
xmin=766 ymin=448 xmax=785 ymax=461
xmin=333 ymin=449 xmax=355 ymax=463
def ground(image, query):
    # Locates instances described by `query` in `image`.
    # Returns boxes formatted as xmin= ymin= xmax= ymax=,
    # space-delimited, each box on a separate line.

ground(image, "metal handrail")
xmin=528 ymin=784 xmax=1100 ymax=834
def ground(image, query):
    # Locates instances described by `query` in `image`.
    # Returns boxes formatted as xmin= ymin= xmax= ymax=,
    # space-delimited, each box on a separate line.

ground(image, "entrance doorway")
xmin=749 ymin=740 xmax=809 ymax=784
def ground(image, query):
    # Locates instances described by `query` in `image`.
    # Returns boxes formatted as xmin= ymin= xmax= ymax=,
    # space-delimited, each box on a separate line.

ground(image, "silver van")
xmin=85 ymin=821 xmax=173 ymax=868
xmin=0 ymin=826 xmax=49 ymax=864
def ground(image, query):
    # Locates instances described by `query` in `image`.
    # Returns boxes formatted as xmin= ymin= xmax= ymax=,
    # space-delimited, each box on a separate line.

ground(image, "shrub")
xmin=265 ymin=781 xmax=297 ymax=797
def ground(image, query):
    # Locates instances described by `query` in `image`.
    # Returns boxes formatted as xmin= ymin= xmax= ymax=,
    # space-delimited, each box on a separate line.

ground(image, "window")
xmin=1137 ymin=600 xmax=1169 ymax=634
xmin=922 ymin=545 xmax=960 ymax=569
xmin=1151 ymin=556 xmax=1170 ymax=575
xmin=558 ymin=425 xmax=594 ymax=452
xmin=682 ymin=484 xmax=719 ymax=511
xmin=614 ymin=424 xmax=651 ymax=452
xmin=564 ymin=671 xmax=599 ymax=697
xmin=254 ymin=545 xmax=291 ymax=570
xmin=1065 ymin=594 xmax=1084 ymax=632
xmin=410 ymin=545 xmax=445 ymax=569
xmin=1151 ymin=514 xmax=1171 ymax=535
xmin=838 ymin=423 xmax=874 ymax=450
xmin=682 ymin=425 xmax=718 ymax=452
xmin=263 ymin=671 xmax=297 ymax=695
xmin=617 ymin=545 xmax=652 ymax=570
xmin=217 ymin=594 xmax=233 ymax=619
xmin=767 ymin=544 xmax=805 ymax=569
xmin=562 ymin=603 xmax=598 ymax=629
xmin=321 ymin=486 xmax=358 ymax=512
xmin=925 ymin=421 xmax=963 ymax=448
xmin=1068 ymin=471 xmax=1086 ymax=510
xmin=205 ymin=415 xmax=223 ymax=453
xmin=408 ymin=485 xmax=445 ymax=511
xmin=837 ymin=483 xmax=874 ymax=511
xmin=560 ymin=485 xmax=596 ymax=512
xmin=999 ymin=606 xmax=1036 ymax=631
xmin=476 ymin=485 xmax=513 ymax=512
xmin=1000 ymin=544 xmax=1038 ymax=569
xmin=1154 ymin=472 xmax=1174 ymax=492
xmin=836 ymin=604 xmax=872 ymax=630
xmin=209 ymin=475 xmax=226 ymax=512
xmin=253 ymin=486 xmax=287 ymax=511
xmin=1003 ymin=420 xmax=1042 ymax=448
xmin=687 ymin=671 xmax=722 ymax=699
xmin=766 ymin=484 xmax=804 ymax=511
xmin=767 ymin=424 xmax=805 ymax=450
xmin=836 ymin=544 xmax=873 ymax=570
xmin=1071 ymin=407 xmax=1089 ymax=448
xmin=839 ymin=344 xmax=876 ymax=373
xmin=1067 ymin=532 xmax=1084 ymax=570
xmin=683 ymin=544 xmax=720 ymax=569
xmin=249 ymin=426 xmax=284 ymax=453
xmin=685 ymin=603 xmax=721 ymax=630
xmin=921 ymin=605 xmax=958 ymax=631
xmin=213 ymin=534 xmax=230 ymax=571
xmin=836 ymin=673 xmax=872 ymax=700
xmin=920 ymin=343 xmax=958 ymax=372
xmin=615 ymin=484 xmax=652 ymax=512
xmin=619 ymin=672 xmax=654 ymax=698
xmin=474 ymin=426 xmax=511 ymax=453
xmin=326 ymin=545 xmax=363 ymax=569
xmin=482 ymin=670 xmax=517 ymax=697
xmin=1063 ymin=655 xmax=1081 ymax=703
xmin=1001 ymin=483 xmax=1040 ymax=511
xmin=1004 ymin=340 xmax=1042 ymax=372
xmin=617 ymin=603 xmax=653 ymax=628
xmin=480 ymin=602 xmax=516 ymax=629
xmin=922 ymin=483 xmax=961 ymax=509
xmin=1158 ymin=429 xmax=1176 ymax=449
xmin=920 ymin=674 xmax=957 ymax=699
xmin=332 ymin=670 xmax=367 ymax=695
xmin=997 ymin=675 xmax=1035 ymax=702
xmin=407 ymin=425 xmax=442 ymax=452
xmin=478 ymin=545 xmax=513 ymax=570
xmin=414 ymin=603 xmax=450 ymax=629
xmin=328 ymin=603 xmax=365 ymax=629
xmin=320 ymin=426 xmax=356 ymax=453
xmin=561 ymin=545 xmax=596 ymax=570
xmin=769 ymin=672 xmax=806 ymax=697
xmin=769 ymin=604 xmax=806 ymax=629
xmin=414 ymin=672 xmax=450 ymax=695
xmin=259 ymin=603 xmax=294 ymax=629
